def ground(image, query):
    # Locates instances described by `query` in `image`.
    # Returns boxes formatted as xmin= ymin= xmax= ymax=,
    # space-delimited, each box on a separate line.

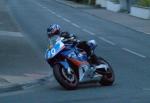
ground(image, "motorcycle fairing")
xmin=67 ymin=57 xmax=88 ymax=67
xmin=45 ymin=40 xmax=65 ymax=59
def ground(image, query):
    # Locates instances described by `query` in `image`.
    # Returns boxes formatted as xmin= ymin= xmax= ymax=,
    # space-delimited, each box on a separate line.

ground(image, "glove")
xmin=60 ymin=32 xmax=70 ymax=38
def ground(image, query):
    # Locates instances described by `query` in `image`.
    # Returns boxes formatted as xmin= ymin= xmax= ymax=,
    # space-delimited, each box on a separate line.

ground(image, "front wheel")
xmin=96 ymin=57 xmax=115 ymax=86
xmin=53 ymin=64 xmax=78 ymax=90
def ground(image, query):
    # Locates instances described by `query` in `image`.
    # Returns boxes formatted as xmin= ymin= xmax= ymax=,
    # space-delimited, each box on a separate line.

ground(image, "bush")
xmin=72 ymin=0 xmax=95 ymax=5
xmin=111 ymin=0 xmax=120 ymax=3
xmin=137 ymin=0 xmax=150 ymax=7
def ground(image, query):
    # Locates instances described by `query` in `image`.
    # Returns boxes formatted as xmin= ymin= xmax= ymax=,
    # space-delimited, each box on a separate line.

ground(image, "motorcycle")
xmin=45 ymin=37 xmax=115 ymax=90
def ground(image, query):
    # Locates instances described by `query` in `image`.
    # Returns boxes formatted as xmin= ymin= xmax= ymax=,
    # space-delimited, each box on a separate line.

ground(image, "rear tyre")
xmin=53 ymin=64 xmax=78 ymax=90
xmin=97 ymin=57 xmax=115 ymax=86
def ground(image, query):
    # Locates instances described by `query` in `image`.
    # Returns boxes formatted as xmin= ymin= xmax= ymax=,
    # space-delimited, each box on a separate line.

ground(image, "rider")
xmin=76 ymin=40 xmax=98 ymax=65
xmin=47 ymin=24 xmax=98 ymax=64
xmin=47 ymin=24 xmax=76 ymax=47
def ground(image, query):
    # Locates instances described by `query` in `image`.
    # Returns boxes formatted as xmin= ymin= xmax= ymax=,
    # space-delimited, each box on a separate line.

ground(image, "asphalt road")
xmin=0 ymin=0 xmax=150 ymax=103
xmin=0 ymin=0 xmax=50 ymax=76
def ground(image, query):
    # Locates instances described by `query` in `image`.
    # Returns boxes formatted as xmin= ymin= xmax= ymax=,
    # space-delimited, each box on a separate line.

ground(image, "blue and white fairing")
xmin=45 ymin=37 xmax=100 ymax=82
xmin=45 ymin=38 xmax=65 ymax=59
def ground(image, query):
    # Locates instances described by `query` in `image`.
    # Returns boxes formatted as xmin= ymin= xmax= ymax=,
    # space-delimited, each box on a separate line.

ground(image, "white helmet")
xmin=87 ymin=40 xmax=97 ymax=50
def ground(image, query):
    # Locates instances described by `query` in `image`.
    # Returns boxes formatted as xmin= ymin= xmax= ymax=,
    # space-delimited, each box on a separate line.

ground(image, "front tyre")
xmin=53 ymin=64 xmax=78 ymax=90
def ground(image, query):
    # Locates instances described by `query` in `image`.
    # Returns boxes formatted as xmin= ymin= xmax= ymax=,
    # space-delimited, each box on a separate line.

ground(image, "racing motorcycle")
xmin=45 ymin=37 xmax=115 ymax=90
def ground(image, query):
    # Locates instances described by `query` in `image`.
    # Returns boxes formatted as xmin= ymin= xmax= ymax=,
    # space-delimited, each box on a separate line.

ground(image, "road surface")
xmin=0 ymin=0 xmax=150 ymax=103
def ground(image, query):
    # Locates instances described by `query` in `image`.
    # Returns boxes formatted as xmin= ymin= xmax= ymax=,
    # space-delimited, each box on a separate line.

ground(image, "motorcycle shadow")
xmin=50 ymin=82 xmax=114 ymax=91
xmin=78 ymin=83 xmax=101 ymax=90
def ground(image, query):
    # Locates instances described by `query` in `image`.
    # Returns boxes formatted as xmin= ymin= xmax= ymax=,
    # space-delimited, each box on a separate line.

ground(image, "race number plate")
xmin=46 ymin=40 xmax=65 ymax=59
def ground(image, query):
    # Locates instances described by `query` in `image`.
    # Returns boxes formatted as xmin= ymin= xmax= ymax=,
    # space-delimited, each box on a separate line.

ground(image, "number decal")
xmin=51 ymin=48 xmax=56 ymax=55
xmin=46 ymin=40 xmax=65 ymax=59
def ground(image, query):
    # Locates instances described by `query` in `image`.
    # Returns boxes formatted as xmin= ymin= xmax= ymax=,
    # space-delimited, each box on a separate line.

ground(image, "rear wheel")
xmin=96 ymin=57 xmax=115 ymax=86
xmin=53 ymin=64 xmax=78 ymax=90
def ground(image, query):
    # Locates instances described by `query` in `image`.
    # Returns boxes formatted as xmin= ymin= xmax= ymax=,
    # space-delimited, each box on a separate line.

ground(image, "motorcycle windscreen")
xmin=46 ymin=40 xmax=65 ymax=59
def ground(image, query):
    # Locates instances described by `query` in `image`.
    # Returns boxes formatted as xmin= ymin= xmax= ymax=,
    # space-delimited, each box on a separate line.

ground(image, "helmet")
xmin=47 ymin=24 xmax=61 ymax=37
xmin=87 ymin=40 xmax=97 ymax=50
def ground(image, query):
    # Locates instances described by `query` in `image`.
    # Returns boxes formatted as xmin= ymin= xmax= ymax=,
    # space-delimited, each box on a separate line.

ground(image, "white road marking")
xmin=143 ymin=88 xmax=150 ymax=91
xmin=62 ymin=18 xmax=71 ymax=23
xmin=47 ymin=9 xmax=54 ymax=13
xmin=122 ymin=48 xmax=146 ymax=58
xmin=99 ymin=37 xmax=116 ymax=46
xmin=36 ymin=2 xmax=82 ymax=30
xmin=42 ymin=6 xmax=47 ymax=9
xmin=36 ymin=2 xmax=54 ymax=14
xmin=71 ymin=23 xmax=80 ymax=28
xmin=55 ymin=14 xmax=62 ymax=18
xmin=146 ymin=33 xmax=150 ymax=35
xmin=142 ymin=31 xmax=150 ymax=35
xmin=36 ymin=2 xmax=43 ymax=7
xmin=50 ymin=11 xmax=56 ymax=15
xmin=0 ymin=31 xmax=24 ymax=37
xmin=82 ymin=29 xmax=95 ymax=35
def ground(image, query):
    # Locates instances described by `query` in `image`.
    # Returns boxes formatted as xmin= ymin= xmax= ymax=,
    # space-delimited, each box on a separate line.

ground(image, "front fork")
xmin=59 ymin=60 xmax=72 ymax=75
